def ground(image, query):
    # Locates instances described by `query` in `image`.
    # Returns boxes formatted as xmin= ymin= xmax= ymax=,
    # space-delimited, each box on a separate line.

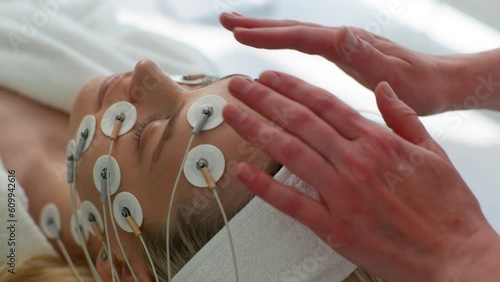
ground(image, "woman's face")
xmin=68 ymin=60 xmax=262 ymax=280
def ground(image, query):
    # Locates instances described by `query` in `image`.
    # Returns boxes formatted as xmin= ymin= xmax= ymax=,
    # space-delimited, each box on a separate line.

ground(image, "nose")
xmin=128 ymin=60 xmax=183 ymax=110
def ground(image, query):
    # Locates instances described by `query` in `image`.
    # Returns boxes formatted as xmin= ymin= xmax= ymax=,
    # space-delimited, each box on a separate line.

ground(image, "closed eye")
xmin=132 ymin=114 xmax=163 ymax=150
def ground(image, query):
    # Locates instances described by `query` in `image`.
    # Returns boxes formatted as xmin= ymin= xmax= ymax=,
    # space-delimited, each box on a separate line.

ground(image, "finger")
xmin=374 ymin=82 xmax=447 ymax=157
xmin=235 ymin=162 xmax=331 ymax=237
xmin=219 ymin=12 xmax=323 ymax=31
xmin=257 ymin=71 xmax=365 ymax=140
xmin=233 ymin=26 xmax=395 ymax=88
xmin=228 ymin=76 xmax=348 ymax=163
xmin=222 ymin=103 xmax=337 ymax=198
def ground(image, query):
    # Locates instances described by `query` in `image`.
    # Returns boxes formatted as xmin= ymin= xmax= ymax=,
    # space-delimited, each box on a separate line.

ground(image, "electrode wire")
xmin=71 ymin=136 xmax=104 ymax=281
xmin=89 ymin=222 xmax=119 ymax=282
xmin=106 ymin=139 xmax=139 ymax=282
xmin=122 ymin=207 xmax=160 ymax=282
xmin=51 ymin=220 xmax=83 ymax=282
xmin=101 ymin=205 xmax=116 ymax=282
xmin=98 ymin=240 xmax=120 ymax=281
xmin=100 ymin=165 xmax=117 ymax=282
xmin=139 ymin=234 xmax=159 ymax=282
xmin=69 ymin=160 xmax=102 ymax=282
xmin=212 ymin=188 xmax=239 ymax=282
xmin=166 ymin=133 xmax=196 ymax=281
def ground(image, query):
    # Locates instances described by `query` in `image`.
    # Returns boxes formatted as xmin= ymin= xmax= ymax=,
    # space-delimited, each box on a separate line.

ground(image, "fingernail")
xmin=345 ymin=28 xmax=360 ymax=48
xmin=237 ymin=164 xmax=256 ymax=182
xmin=224 ymin=103 xmax=248 ymax=123
xmin=380 ymin=82 xmax=398 ymax=100
xmin=231 ymin=11 xmax=244 ymax=17
xmin=230 ymin=77 xmax=254 ymax=95
xmin=222 ymin=12 xmax=244 ymax=18
xmin=222 ymin=12 xmax=237 ymax=18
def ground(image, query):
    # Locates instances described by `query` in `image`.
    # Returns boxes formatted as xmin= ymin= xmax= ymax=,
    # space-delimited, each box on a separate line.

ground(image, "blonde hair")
xmin=0 ymin=254 xmax=93 ymax=282
xmin=0 ymin=161 xmax=382 ymax=282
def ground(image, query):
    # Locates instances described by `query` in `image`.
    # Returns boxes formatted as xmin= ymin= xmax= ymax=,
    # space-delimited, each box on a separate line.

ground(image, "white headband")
xmin=173 ymin=167 xmax=357 ymax=282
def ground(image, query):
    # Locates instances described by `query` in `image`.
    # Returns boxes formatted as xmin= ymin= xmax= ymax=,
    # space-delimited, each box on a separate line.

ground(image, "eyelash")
xmin=133 ymin=114 xmax=163 ymax=149
xmin=131 ymin=78 xmax=224 ymax=149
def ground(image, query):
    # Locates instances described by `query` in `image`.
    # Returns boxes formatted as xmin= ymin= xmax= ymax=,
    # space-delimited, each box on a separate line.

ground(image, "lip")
xmin=97 ymin=74 xmax=121 ymax=109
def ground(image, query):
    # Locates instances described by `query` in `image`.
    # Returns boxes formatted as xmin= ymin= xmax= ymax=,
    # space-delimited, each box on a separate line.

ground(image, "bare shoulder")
xmin=0 ymin=87 xmax=82 ymax=256
xmin=0 ymin=86 xmax=70 ymax=209
xmin=0 ymin=87 xmax=69 ymax=166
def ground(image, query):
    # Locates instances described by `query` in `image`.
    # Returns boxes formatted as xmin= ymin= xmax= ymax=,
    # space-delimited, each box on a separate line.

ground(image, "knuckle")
xmin=311 ymin=93 xmax=335 ymax=117
xmin=356 ymin=163 xmax=379 ymax=184
xmin=342 ymin=109 xmax=366 ymax=131
xmin=280 ymin=138 xmax=304 ymax=159
xmin=282 ymin=191 xmax=306 ymax=216
xmin=282 ymin=74 xmax=303 ymax=91
xmin=242 ymin=81 xmax=267 ymax=102
xmin=340 ymin=147 xmax=379 ymax=183
xmin=287 ymin=106 xmax=313 ymax=126
xmin=292 ymin=26 xmax=314 ymax=48
xmin=399 ymin=103 xmax=418 ymax=118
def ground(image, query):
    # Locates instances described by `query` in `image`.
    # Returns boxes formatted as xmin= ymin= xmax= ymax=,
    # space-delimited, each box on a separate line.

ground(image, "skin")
xmin=0 ymin=87 xmax=79 ymax=262
xmin=69 ymin=59 xmax=267 ymax=281
xmin=0 ymin=59 xmax=265 ymax=281
xmin=220 ymin=12 xmax=500 ymax=115
xmin=219 ymin=13 xmax=500 ymax=282
xmin=3 ymin=12 xmax=500 ymax=282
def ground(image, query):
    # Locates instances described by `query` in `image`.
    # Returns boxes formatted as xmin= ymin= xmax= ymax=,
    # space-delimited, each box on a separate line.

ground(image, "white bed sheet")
xmin=115 ymin=0 xmax=500 ymax=231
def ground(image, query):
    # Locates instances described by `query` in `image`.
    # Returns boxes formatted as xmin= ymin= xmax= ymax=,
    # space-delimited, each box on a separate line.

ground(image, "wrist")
xmin=443 ymin=227 xmax=500 ymax=282
xmin=441 ymin=50 xmax=500 ymax=112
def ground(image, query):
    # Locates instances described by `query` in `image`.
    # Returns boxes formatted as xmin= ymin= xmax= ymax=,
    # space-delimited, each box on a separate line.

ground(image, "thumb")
xmin=375 ymin=82 xmax=445 ymax=155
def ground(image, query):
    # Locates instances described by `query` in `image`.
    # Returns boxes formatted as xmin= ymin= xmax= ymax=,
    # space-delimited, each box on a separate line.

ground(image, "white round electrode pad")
xmin=39 ymin=203 xmax=61 ymax=240
xmin=101 ymin=102 xmax=137 ymax=137
xmin=75 ymin=115 xmax=96 ymax=156
xmin=113 ymin=192 xmax=143 ymax=233
xmin=93 ymin=155 xmax=121 ymax=196
xmin=80 ymin=200 xmax=104 ymax=236
xmin=67 ymin=139 xmax=76 ymax=157
xmin=70 ymin=210 xmax=89 ymax=246
xmin=183 ymin=144 xmax=225 ymax=188
xmin=187 ymin=95 xmax=226 ymax=131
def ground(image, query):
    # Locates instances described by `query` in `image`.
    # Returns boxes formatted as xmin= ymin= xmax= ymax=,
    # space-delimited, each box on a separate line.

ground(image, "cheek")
xmin=73 ymin=132 xmax=109 ymax=204
xmin=75 ymin=155 xmax=100 ymax=205
xmin=69 ymin=77 xmax=105 ymax=136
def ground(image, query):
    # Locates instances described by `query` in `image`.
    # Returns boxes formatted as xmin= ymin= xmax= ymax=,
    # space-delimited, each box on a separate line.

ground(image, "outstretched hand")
xmin=220 ymin=13 xmax=461 ymax=115
xmin=222 ymin=72 xmax=500 ymax=282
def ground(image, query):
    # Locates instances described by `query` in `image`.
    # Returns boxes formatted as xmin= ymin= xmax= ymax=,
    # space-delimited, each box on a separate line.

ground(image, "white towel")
xmin=0 ymin=157 xmax=57 ymax=266
xmin=0 ymin=1 xmax=371 ymax=278
xmin=173 ymin=167 xmax=357 ymax=282
xmin=0 ymin=0 xmax=218 ymax=266
xmin=0 ymin=0 xmax=217 ymax=113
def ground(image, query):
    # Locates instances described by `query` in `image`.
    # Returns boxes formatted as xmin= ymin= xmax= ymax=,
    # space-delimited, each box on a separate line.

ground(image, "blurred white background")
xmin=110 ymin=0 xmax=500 ymax=231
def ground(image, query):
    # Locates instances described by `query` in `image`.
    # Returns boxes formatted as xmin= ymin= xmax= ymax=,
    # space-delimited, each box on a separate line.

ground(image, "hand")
xmin=222 ymin=72 xmax=500 ymax=282
xmin=220 ymin=13 xmax=463 ymax=115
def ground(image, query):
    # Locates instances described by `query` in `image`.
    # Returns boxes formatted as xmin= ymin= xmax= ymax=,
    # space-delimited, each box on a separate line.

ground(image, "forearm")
xmin=443 ymin=49 xmax=500 ymax=112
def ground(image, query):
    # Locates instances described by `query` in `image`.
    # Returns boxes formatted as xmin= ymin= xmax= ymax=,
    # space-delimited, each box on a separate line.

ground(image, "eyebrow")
xmin=148 ymin=74 xmax=250 ymax=169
